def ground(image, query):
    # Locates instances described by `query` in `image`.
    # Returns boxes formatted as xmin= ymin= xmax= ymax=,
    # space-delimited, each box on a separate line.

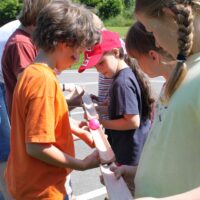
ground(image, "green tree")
xmin=98 ymin=0 xmax=123 ymax=19
xmin=123 ymin=0 xmax=134 ymax=7
xmin=0 ymin=0 xmax=22 ymax=26
xmin=79 ymin=0 xmax=101 ymax=7
xmin=72 ymin=0 xmax=81 ymax=3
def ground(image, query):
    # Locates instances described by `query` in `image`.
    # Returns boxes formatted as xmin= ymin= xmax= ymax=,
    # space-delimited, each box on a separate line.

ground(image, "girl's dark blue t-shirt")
xmin=108 ymin=67 xmax=150 ymax=165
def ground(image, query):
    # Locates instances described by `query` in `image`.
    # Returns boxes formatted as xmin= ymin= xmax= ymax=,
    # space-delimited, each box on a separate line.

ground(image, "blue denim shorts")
xmin=0 ymin=192 xmax=4 ymax=200
xmin=0 ymin=82 xmax=10 ymax=162
xmin=64 ymin=196 xmax=69 ymax=200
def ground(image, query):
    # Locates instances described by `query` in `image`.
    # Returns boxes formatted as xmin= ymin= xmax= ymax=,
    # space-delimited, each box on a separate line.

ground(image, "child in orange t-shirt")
xmin=5 ymin=1 xmax=101 ymax=200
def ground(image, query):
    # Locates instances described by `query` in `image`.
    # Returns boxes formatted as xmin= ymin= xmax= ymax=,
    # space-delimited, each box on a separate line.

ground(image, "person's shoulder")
xmin=123 ymin=67 xmax=139 ymax=84
xmin=114 ymin=68 xmax=135 ymax=84
xmin=5 ymin=29 xmax=32 ymax=48
xmin=21 ymin=64 xmax=57 ymax=89
xmin=0 ymin=21 xmax=20 ymax=50
xmin=25 ymin=63 xmax=54 ymax=77
xmin=3 ymin=31 xmax=36 ymax=59
xmin=21 ymin=64 xmax=42 ymax=79
xmin=13 ymin=29 xmax=32 ymax=43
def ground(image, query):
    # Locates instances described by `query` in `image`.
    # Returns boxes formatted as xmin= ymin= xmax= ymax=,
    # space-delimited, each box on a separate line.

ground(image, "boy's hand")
xmin=90 ymin=94 xmax=99 ymax=101
xmin=110 ymin=165 xmax=137 ymax=180
xmin=70 ymin=118 xmax=95 ymax=148
xmin=64 ymin=84 xmax=84 ymax=109
xmin=72 ymin=126 xmax=95 ymax=148
xmin=94 ymin=99 xmax=109 ymax=116
xmin=78 ymin=120 xmax=88 ymax=128
xmin=83 ymin=150 xmax=100 ymax=170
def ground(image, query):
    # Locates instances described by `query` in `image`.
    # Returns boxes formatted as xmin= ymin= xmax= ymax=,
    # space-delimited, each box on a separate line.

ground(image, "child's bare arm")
xmin=101 ymin=114 xmax=140 ymax=130
xmin=26 ymin=143 xmax=99 ymax=170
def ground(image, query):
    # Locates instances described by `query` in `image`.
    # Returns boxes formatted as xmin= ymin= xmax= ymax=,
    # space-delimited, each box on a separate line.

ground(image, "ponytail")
xmin=120 ymin=49 xmax=155 ymax=119
xmin=164 ymin=61 xmax=187 ymax=101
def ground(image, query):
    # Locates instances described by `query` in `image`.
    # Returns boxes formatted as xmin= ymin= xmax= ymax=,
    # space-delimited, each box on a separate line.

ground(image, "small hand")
xmin=110 ymin=165 xmax=137 ymax=180
xmin=65 ymin=85 xmax=85 ymax=108
xmin=76 ymin=128 xmax=95 ymax=148
xmin=70 ymin=119 xmax=95 ymax=148
xmin=78 ymin=120 xmax=88 ymax=128
xmin=90 ymin=94 xmax=99 ymax=101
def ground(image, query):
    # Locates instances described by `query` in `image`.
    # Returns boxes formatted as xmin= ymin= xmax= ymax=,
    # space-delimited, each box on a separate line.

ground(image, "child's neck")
xmin=160 ymin=60 xmax=176 ymax=80
xmin=116 ymin=59 xmax=129 ymax=74
xmin=19 ymin=24 xmax=35 ymax=35
xmin=34 ymin=50 xmax=55 ymax=70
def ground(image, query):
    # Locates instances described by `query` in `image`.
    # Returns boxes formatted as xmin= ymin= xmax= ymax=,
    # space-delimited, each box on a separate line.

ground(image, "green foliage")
xmin=72 ymin=0 xmax=81 ymax=3
xmin=106 ymin=26 xmax=130 ymax=37
xmin=123 ymin=7 xmax=134 ymax=19
xmin=79 ymin=0 xmax=101 ymax=7
xmin=123 ymin=0 xmax=135 ymax=8
xmin=104 ymin=15 xmax=133 ymax=27
xmin=0 ymin=0 xmax=135 ymax=27
xmin=0 ymin=0 xmax=22 ymax=26
xmin=98 ymin=0 xmax=123 ymax=20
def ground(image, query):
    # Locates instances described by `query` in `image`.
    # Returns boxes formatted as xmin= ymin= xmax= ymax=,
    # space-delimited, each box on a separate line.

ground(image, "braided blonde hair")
xmin=135 ymin=0 xmax=200 ymax=102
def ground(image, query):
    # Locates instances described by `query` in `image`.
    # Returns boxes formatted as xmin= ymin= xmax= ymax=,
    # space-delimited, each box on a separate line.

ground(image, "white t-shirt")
xmin=0 ymin=20 xmax=20 ymax=83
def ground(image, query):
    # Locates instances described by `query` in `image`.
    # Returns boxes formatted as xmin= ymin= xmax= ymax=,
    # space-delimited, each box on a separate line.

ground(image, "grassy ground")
xmin=71 ymin=26 xmax=129 ymax=70
xmin=106 ymin=26 xmax=129 ymax=38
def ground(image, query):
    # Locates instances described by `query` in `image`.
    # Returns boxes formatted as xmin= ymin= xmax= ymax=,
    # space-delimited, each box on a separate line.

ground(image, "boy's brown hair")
xmin=33 ymin=0 xmax=101 ymax=52
xmin=18 ymin=0 xmax=52 ymax=26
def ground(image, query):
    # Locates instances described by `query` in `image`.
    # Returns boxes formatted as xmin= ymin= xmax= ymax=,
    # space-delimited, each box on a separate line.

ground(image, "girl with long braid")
xmin=113 ymin=0 xmax=200 ymax=199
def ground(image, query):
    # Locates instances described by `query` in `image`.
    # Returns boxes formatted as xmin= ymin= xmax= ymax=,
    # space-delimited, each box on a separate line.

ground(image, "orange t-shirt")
xmin=5 ymin=63 xmax=75 ymax=200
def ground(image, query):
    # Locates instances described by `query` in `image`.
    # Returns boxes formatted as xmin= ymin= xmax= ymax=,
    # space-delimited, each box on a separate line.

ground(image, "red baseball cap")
xmin=78 ymin=30 xmax=121 ymax=73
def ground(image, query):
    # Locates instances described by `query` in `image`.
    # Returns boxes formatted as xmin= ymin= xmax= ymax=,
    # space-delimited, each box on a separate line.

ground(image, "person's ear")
xmin=149 ymin=50 xmax=160 ymax=63
xmin=57 ymin=42 xmax=66 ymax=51
xmin=162 ymin=8 xmax=176 ymax=19
xmin=112 ymin=48 xmax=120 ymax=58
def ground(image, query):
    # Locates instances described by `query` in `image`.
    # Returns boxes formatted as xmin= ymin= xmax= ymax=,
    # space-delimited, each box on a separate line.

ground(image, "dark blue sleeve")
xmin=113 ymin=81 xmax=140 ymax=116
